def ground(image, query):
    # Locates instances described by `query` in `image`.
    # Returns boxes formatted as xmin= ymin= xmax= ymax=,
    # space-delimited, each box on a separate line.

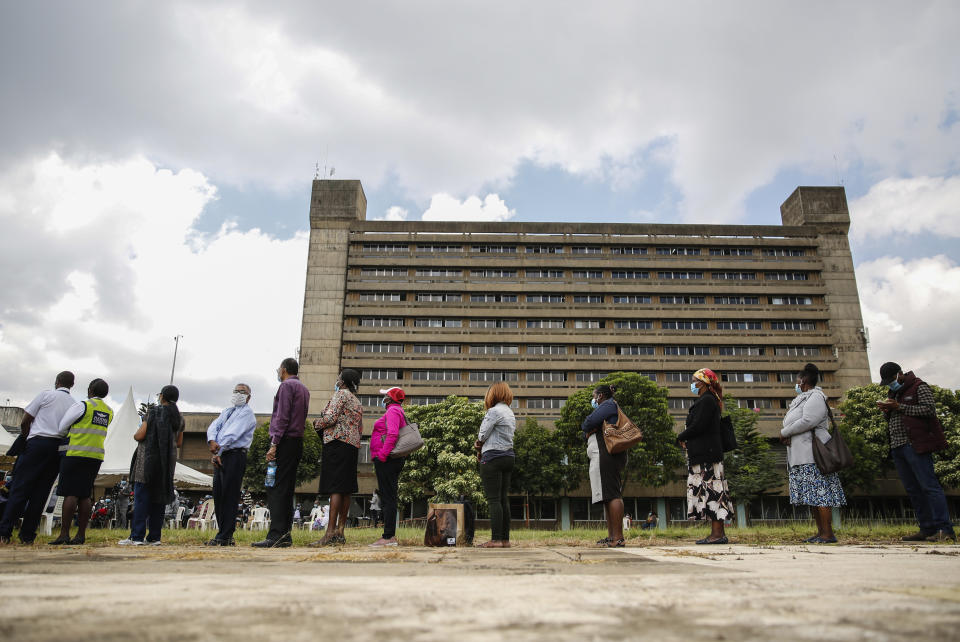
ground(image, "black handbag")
xmin=811 ymin=396 xmax=853 ymax=475
xmin=719 ymin=414 xmax=737 ymax=452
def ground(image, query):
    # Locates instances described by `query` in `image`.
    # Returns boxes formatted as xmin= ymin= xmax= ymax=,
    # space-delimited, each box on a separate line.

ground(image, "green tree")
xmin=512 ymin=418 xmax=569 ymax=517
xmin=721 ymin=396 xmax=782 ymax=508
xmin=397 ymin=396 xmax=486 ymax=508
xmin=242 ymin=422 xmax=323 ymax=491
xmin=554 ymin=372 xmax=684 ymax=491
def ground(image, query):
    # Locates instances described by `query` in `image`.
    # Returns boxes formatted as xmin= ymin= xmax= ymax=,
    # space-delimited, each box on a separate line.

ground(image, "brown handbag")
xmin=602 ymin=404 xmax=643 ymax=454
xmin=811 ymin=396 xmax=854 ymax=475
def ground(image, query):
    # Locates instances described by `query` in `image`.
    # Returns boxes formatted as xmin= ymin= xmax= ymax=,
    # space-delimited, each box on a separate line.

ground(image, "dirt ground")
xmin=1 ymin=543 xmax=959 ymax=641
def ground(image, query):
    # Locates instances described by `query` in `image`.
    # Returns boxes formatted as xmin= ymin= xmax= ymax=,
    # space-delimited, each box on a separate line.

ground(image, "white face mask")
xmin=231 ymin=392 xmax=248 ymax=406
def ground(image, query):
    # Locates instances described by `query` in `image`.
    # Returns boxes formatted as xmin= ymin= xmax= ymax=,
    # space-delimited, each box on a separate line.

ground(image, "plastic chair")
xmin=40 ymin=496 xmax=65 ymax=536
xmin=248 ymin=506 xmax=270 ymax=531
xmin=186 ymin=499 xmax=216 ymax=530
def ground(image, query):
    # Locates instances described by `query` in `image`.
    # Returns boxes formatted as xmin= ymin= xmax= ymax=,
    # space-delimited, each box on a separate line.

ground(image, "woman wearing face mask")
xmin=581 ymin=384 xmax=627 ymax=547
xmin=676 ymin=369 xmax=732 ymax=545
xmin=368 ymin=387 xmax=407 ymax=547
xmin=312 ymin=369 xmax=363 ymax=546
xmin=780 ymin=363 xmax=845 ymax=543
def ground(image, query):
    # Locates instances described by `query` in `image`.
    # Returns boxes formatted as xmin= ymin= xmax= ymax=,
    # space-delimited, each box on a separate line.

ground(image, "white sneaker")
xmin=117 ymin=539 xmax=144 ymax=546
xmin=369 ymin=538 xmax=399 ymax=548
xmin=145 ymin=540 xmax=161 ymax=546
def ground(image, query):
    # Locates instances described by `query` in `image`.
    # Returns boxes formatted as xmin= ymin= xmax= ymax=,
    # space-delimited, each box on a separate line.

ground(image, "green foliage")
xmin=554 ymin=372 xmax=684 ymax=490
xmin=933 ymin=386 xmax=960 ymax=488
xmin=721 ymin=395 xmax=782 ymax=505
xmin=397 ymin=396 xmax=486 ymax=507
xmin=512 ymin=418 xmax=569 ymax=502
xmin=242 ymin=422 xmax=323 ymax=491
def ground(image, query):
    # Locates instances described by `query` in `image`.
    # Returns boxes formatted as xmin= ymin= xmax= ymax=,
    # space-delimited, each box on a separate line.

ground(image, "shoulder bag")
xmin=811 ymin=395 xmax=853 ymax=475
xmin=388 ymin=420 xmax=424 ymax=458
xmin=719 ymin=414 xmax=738 ymax=452
xmin=602 ymin=404 xmax=643 ymax=454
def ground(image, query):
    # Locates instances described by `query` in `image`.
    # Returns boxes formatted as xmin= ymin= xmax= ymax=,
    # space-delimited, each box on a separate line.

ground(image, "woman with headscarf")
xmin=119 ymin=385 xmax=184 ymax=546
xmin=312 ymin=369 xmax=363 ymax=546
xmin=676 ymin=369 xmax=732 ymax=545
xmin=580 ymin=384 xmax=628 ymax=547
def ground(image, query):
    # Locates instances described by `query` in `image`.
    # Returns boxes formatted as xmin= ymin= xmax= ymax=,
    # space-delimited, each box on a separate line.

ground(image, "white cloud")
xmin=421 ymin=194 xmax=515 ymax=222
xmin=849 ymin=176 xmax=960 ymax=241
xmin=372 ymin=206 xmax=408 ymax=221
xmin=0 ymin=153 xmax=306 ymax=412
xmin=857 ymin=254 xmax=960 ymax=389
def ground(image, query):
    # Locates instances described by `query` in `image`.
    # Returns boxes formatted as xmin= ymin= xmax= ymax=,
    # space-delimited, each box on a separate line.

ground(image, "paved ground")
xmin=1 ymin=544 xmax=959 ymax=641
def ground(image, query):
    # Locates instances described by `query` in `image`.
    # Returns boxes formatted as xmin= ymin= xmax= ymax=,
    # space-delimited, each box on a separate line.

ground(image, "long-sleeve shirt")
xmin=206 ymin=403 xmax=258 ymax=452
xmin=370 ymin=403 xmax=404 ymax=462
xmin=780 ymin=387 xmax=831 ymax=467
xmin=314 ymin=389 xmax=363 ymax=448
xmin=580 ymin=399 xmax=618 ymax=440
xmin=477 ymin=403 xmax=516 ymax=453
xmin=269 ymin=376 xmax=310 ymax=445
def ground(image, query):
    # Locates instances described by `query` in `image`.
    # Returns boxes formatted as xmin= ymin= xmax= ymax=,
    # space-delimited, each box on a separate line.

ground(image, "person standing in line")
xmin=370 ymin=489 xmax=382 ymax=528
xmin=581 ymin=385 xmax=627 ymax=548
xmin=253 ymin=358 xmax=310 ymax=548
xmin=878 ymin=362 xmax=956 ymax=542
xmin=311 ymin=369 xmax=363 ymax=546
xmin=476 ymin=383 xmax=516 ymax=549
xmin=369 ymin=387 xmax=407 ymax=547
xmin=205 ymin=383 xmax=257 ymax=546
xmin=780 ymin=363 xmax=846 ymax=543
xmin=50 ymin=378 xmax=114 ymax=545
xmin=0 ymin=371 xmax=76 ymax=545
xmin=677 ymin=369 xmax=732 ymax=545
xmin=119 ymin=385 xmax=184 ymax=546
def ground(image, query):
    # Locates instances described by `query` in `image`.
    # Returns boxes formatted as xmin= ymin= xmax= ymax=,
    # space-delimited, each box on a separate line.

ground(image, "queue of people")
xmin=1 ymin=358 xmax=955 ymax=547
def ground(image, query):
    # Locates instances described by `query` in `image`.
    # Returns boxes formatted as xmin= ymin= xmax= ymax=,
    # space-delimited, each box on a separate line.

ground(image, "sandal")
xmin=605 ymin=538 xmax=625 ymax=548
xmin=477 ymin=540 xmax=502 ymax=548
xmin=596 ymin=537 xmax=612 ymax=545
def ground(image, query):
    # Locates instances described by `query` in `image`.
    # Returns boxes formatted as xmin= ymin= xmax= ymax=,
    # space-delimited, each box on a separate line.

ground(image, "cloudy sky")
xmin=1 ymin=1 xmax=958 ymax=413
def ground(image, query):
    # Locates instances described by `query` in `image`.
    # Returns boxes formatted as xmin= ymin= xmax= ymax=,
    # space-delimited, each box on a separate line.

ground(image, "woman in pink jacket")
xmin=368 ymin=387 xmax=407 ymax=547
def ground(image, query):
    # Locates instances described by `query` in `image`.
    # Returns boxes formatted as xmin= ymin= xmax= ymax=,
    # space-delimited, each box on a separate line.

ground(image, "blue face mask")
xmin=888 ymin=380 xmax=903 ymax=393
xmin=690 ymin=382 xmax=700 ymax=395
xmin=334 ymin=385 xmax=340 ymax=392
xmin=591 ymin=398 xmax=599 ymax=409
xmin=795 ymin=384 xmax=803 ymax=395
xmin=380 ymin=398 xmax=387 ymax=407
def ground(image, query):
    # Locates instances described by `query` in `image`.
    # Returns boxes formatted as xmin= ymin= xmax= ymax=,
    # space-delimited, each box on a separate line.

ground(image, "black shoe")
xmin=221 ymin=539 xmax=236 ymax=546
xmin=696 ymin=536 xmax=729 ymax=545
xmin=803 ymin=535 xmax=820 ymax=543
xmin=48 ymin=536 xmax=71 ymax=546
xmin=808 ymin=536 xmax=838 ymax=544
xmin=251 ymin=539 xmax=276 ymax=548
xmin=67 ymin=536 xmax=85 ymax=546
xmin=0 ymin=536 xmax=10 ymax=545
xmin=18 ymin=538 xmax=35 ymax=545
xmin=206 ymin=538 xmax=224 ymax=547
xmin=927 ymin=529 xmax=957 ymax=543
xmin=332 ymin=535 xmax=345 ymax=545
xmin=902 ymin=530 xmax=934 ymax=542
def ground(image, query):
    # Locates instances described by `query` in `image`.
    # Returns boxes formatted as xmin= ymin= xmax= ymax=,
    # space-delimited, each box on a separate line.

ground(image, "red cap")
xmin=379 ymin=387 xmax=405 ymax=402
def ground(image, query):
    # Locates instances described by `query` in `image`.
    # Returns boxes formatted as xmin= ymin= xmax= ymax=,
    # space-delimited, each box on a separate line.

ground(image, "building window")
xmin=415 ymin=318 xmax=461 ymax=327
xmin=571 ymin=246 xmax=602 ymax=254
xmin=778 ymin=372 xmax=797 ymax=383
xmin=411 ymin=370 xmax=461 ymax=381
xmin=469 ymin=371 xmax=519 ymax=382
xmin=527 ymin=398 xmax=566 ymax=409
xmin=361 ymin=267 xmax=407 ymax=277
xmin=573 ymin=295 xmax=603 ymax=303
xmin=718 ymin=346 xmax=765 ymax=356
xmin=612 ymin=295 xmax=651 ymax=304
xmin=575 ymin=372 xmax=610 ymax=382
xmin=616 ymin=345 xmax=655 ymax=355
xmin=356 ymin=343 xmax=404 ymax=353
xmin=527 ymin=319 xmax=565 ymax=329
xmin=657 ymin=247 xmax=701 ymax=256
xmin=771 ymin=321 xmax=816 ymax=331
xmin=470 ymin=294 xmax=518 ymax=303
xmin=721 ymin=372 xmax=770 ymax=383
xmin=639 ymin=371 xmax=657 ymax=381
xmin=526 ymin=269 xmax=564 ymax=278
xmin=613 ymin=320 xmax=652 ymax=329
xmin=663 ymin=372 xmax=687 ymax=382
xmin=717 ymin=321 xmax=762 ymax=330
xmin=611 ymin=246 xmax=647 ymax=255
xmin=668 ymin=398 xmax=694 ymax=409
xmin=417 ymin=244 xmax=463 ymax=253
xmin=359 ymin=318 xmax=404 ymax=327
xmin=358 ymin=395 xmax=382 ymax=406
xmin=658 ymin=271 xmax=703 ymax=280
xmin=775 ymin=346 xmax=820 ymax=356
xmin=361 ymin=369 xmax=401 ymax=380
xmin=712 ymin=272 xmax=757 ymax=280
xmin=715 ymin=296 xmax=760 ymax=305
xmin=611 ymin=270 xmax=649 ymax=279
xmin=662 ymin=321 xmax=708 ymax=330
xmin=765 ymin=248 xmax=806 ymax=257
xmin=470 ymin=319 xmax=518 ymax=328
xmin=362 ymin=243 xmax=408 ymax=252
xmin=416 ymin=293 xmax=461 ymax=302
xmin=710 ymin=247 xmax=753 ymax=256
xmin=574 ymin=320 xmax=604 ymax=329
xmin=472 ymin=244 xmax=517 ymax=253
xmin=660 ymin=295 xmax=705 ymax=305
xmin=408 ymin=396 xmax=448 ymax=406
xmin=576 ymin=345 xmax=607 ymax=355
xmin=525 ymin=245 xmax=563 ymax=254
xmin=471 ymin=269 xmax=517 ymax=278
xmin=415 ymin=268 xmax=462 ymax=277
xmin=765 ymin=271 xmax=809 ymax=281
xmin=527 ymin=371 xmax=566 ymax=382
xmin=529 ymin=345 xmax=567 ymax=355
xmin=770 ymin=296 xmax=813 ymax=305
xmin=572 ymin=270 xmax=603 ymax=279
xmin=469 ymin=345 xmax=519 ymax=355
xmin=359 ymin=292 xmax=402 ymax=302
xmin=527 ymin=294 xmax=565 ymax=303
xmin=738 ymin=399 xmax=773 ymax=409
xmin=664 ymin=346 xmax=690 ymax=355
xmin=413 ymin=344 xmax=460 ymax=354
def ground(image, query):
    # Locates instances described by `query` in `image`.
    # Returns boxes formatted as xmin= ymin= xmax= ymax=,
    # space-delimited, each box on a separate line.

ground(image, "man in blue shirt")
xmin=205 ymin=383 xmax=257 ymax=546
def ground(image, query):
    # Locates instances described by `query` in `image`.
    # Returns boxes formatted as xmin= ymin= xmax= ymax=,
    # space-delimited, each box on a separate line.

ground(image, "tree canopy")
xmin=511 ymin=417 xmax=569 ymax=501
xmin=242 ymin=422 xmax=323 ymax=491
xmin=721 ymin=395 xmax=782 ymax=506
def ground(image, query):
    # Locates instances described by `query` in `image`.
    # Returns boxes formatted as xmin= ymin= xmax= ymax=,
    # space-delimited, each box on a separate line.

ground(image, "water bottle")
xmin=265 ymin=461 xmax=277 ymax=488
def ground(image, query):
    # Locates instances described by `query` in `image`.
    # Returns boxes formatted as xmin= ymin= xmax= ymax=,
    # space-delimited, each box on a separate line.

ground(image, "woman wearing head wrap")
xmin=676 ymin=369 xmax=733 ymax=544
xmin=780 ymin=363 xmax=845 ymax=543
xmin=312 ymin=369 xmax=363 ymax=546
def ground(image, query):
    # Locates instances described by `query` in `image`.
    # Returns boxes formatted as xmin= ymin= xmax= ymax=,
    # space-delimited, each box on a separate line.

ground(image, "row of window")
xmin=365 ymin=369 xmax=806 ymax=383
xmin=353 ymin=343 xmax=822 ymax=356
xmin=357 ymin=293 xmax=815 ymax=305
xmin=358 ymin=318 xmax=818 ymax=331
xmin=360 ymin=268 xmax=811 ymax=281
xmin=354 ymin=394 xmax=787 ymax=411
xmin=361 ymin=243 xmax=809 ymax=257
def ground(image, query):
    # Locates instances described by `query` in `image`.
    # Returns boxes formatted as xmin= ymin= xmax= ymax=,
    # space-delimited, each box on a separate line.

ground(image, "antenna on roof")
xmin=330 ymin=166 xmax=335 ymax=177
xmin=314 ymin=162 xmax=320 ymax=180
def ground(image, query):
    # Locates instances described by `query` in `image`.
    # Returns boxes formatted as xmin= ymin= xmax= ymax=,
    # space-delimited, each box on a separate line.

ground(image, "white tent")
xmin=97 ymin=387 xmax=213 ymax=489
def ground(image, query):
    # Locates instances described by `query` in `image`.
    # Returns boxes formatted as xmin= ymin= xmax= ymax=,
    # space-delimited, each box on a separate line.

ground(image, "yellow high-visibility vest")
xmin=61 ymin=398 xmax=113 ymax=460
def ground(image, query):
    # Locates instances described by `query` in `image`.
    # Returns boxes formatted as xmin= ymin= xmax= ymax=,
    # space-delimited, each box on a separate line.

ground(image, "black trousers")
xmin=266 ymin=437 xmax=303 ymax=542
xmin=479 ymin=456 xmax=514 ymax=542
xmin=0 ymin=436 xmax=62 ymax=542
xmin=213 ymin=449 xmax=247 ymax=541
xmin=373 ymin=457 xmax=405 ymax=539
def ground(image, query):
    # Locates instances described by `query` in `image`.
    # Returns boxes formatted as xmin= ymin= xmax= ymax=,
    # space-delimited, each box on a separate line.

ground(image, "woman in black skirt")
xmin=581 ymin=384 xmax=628 ymax=547
xmin=312 ymin=369 xmax=363 ymax=546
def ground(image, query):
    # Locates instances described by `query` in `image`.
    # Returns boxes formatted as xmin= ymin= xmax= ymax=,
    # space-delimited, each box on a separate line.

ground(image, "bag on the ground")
xmin=812 ymin=397 xmax=854 ymax=475
xmin=388 ymin=421 xmax=424 ymax=458
xmin=602 ymin=404 xmax=643 ymax=454
xmin=423 ymin=506 xmax=458 ymax=547
xmin=719 ymin=414 xmax=738 ymax=452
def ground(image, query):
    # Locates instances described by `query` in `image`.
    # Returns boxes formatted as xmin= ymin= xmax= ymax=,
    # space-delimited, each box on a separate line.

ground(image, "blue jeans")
xmin=130 ymin=482 xmax=165 ymax=542
xmin=892 ymin=443 xmax=954 ymax=534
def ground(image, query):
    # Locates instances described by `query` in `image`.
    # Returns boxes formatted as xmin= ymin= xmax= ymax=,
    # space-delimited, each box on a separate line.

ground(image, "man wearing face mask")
xmin=877 ymin=362 xmax=955 ymax=542
xmin=205 ymin=383 xmax=257 ymax=546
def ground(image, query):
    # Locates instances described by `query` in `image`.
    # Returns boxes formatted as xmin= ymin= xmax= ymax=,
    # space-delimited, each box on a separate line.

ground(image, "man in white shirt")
xmin=0 ymin=371 xmax=76 ymax=544
xmin=205 ymin=383 xmax=257 ymax=546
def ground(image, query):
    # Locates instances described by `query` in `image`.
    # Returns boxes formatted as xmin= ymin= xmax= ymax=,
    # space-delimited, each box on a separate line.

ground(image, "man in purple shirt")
xmin=252 ymin=357 xmax=310 ymax=548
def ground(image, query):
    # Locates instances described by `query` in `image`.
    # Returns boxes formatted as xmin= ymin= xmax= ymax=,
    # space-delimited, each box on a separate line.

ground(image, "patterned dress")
xmin=788 ymin=464 xmax=847 ymax=507
xmin=687 ymin=461 xmax=734 ymax=522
